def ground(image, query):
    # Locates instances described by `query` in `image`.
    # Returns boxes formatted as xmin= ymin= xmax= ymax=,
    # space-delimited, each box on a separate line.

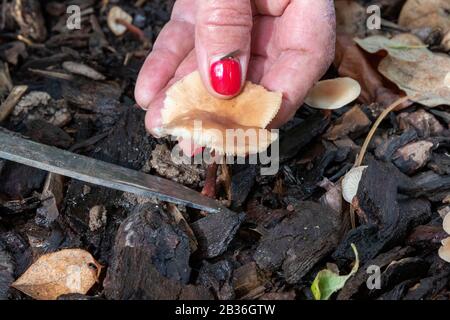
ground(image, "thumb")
xmin=196 ymin=0 xmax=252 ymax=98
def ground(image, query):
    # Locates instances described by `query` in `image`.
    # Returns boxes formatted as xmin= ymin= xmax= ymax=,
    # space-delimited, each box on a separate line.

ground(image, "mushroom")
xmin=341 ymin=166 xmax=367 ymax=203
xmin=107 ymin=6 xmax=133 ymax=36
xmin=305 ymin=77 xmax=361 ymax=110
xmin=438 ymin=237 xmax=450 ymax=263
xmin=160 ymin=71 xmax=282 ymax=156
xmin=444 ymin=212 xmax=450 ymax=234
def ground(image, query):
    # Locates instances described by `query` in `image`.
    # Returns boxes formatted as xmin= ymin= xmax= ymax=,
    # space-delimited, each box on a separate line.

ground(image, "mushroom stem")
xmin=349 ymin=96 xmax=411 ymax=229
xmin=116 ymin=18 xmax=146 ymax=42
xmin=355 ymin=96 xmax=411 ymax=167
xmin=201 ymin=162 xmax=219 ymax=199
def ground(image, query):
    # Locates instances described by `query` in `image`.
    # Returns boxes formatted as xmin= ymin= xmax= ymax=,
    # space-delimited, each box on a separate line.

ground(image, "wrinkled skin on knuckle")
xmin=197 ymin=0 xmax=253 ymax=44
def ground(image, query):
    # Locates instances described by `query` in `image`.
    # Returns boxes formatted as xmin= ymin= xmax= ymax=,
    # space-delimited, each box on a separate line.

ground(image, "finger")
xmin=135 ymin=0 xmax=195 ymax=109
xmin=195 ymin=0 xmax=253 ymax=98
xmin=253 ymin=0 xmax=290 ymax=16
xmin=262 ymin=0 xmax=336 ymax=128
xmin=145 ymin=50 xmax=198 ymax=137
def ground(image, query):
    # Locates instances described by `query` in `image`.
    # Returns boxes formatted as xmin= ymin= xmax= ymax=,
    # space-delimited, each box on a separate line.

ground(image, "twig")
xmin=0 ymin=85 xmax=28 ymax=122
xmin=28 ymin=68 xmax=74 ymax=81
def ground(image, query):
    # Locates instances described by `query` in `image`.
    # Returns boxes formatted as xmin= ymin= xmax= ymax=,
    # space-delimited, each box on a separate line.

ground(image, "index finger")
xmin=261 ymin=0 xmax=336 ymax=128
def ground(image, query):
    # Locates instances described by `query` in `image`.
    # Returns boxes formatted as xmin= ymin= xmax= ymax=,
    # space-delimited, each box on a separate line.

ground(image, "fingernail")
xmin=210 ymin=57 xmax=241 ymax=96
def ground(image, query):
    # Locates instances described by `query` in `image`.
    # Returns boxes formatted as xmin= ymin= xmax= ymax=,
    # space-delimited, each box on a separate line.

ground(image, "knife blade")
xmin=0 ymin=129 xmax=225 ymax=213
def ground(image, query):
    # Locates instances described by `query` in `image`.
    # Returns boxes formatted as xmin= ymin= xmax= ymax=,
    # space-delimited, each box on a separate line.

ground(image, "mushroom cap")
xmin=305 ymin=77 xmax=361 ymax=110
xmin=107 ymin=6 xmax=133 ymax=36
xmin=438 ymin=237 xmax=450 ymax=263
xmin=444 ymin=213 xmax=450 ymax=234
xmin=341 ymin=166 xmax=367 ymax=203
xmin=161 ymin=71 xmax=282 ymax=156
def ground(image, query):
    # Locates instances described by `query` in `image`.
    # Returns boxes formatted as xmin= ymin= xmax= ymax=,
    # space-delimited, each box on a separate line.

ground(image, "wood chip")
xmin=62 ymin=61 xmax=106 ymax=81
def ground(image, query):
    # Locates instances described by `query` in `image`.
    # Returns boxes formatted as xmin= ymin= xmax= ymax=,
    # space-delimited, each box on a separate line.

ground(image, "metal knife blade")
xmin=0 ymin=130 xmax=224 ymax=213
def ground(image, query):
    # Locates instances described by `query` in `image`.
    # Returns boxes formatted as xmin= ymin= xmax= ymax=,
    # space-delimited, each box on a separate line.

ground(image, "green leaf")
xmin=311 ymin=244 xmax=359 ymax=300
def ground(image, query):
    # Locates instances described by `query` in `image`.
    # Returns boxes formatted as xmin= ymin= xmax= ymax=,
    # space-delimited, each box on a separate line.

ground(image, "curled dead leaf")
xmin=342 ymin=166 xmax=367 ymax=203
xmin=161 ymin=71 xmax=282 ymax=156
xmin=12 ymin=249 xmax=101 ymax=300
xmin=356 ymin=35 xmax=450 ymax=107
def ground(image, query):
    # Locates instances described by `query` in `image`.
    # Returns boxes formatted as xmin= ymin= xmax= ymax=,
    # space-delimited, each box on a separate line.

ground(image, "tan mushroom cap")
xmin=438 ymin=237 xmax=450 ymax=263
xmin=444 ymin=213 xmax=450 ymax=234
xmin=161 ymin=71 xmax=282 ymax=156
xmin=305 ymin=77 xmax=361 ymax=110
xmin=107 ymin=6 xmax=133 ymax=36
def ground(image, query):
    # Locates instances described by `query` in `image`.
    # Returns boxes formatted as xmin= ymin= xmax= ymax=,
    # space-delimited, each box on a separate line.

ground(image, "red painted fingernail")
xmin=210 ymin=57 xmax=241 ymax=96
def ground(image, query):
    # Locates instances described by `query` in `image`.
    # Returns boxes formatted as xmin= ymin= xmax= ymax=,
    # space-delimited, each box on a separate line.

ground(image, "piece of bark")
xmin=279 ymin=112 xmax=330 ymax=162
xmin=0 ymin=41 xmax=28 ymax=65
xmin=0 ymin=243 xmax=14 ymax=300
xmin=104 ymin=203 xmax=212 ymax=300
xmin=401 ymin=171 xmax=450 ymax=200
xmin=24 ymin=119 xmax=73 ymax=149
xmin=374 ymin=130 xmax=418 ymax=162
xmin=324 ymin=105 xmax=372 ymax=141
xmin=428 ymin=153 xmax=450 ymax=175
xmin=0 ymin=231 xmax=32 ymax=277
xmin=430 ymin=109 xmax=450 ymax=125
xmin=334 ymin=159 xmax=432 ymax=264
xmin=374 ymin=257 xmax=429 ymax=298
xmin=230 ymin=165 xmax=257 ymax=210
xmin=377 ymin=280 xmax=417 ymax=300
xmin=398 ymin=109 xmax=444 ymax=137
xmin=0 ymin=162 xmax=46 ymax=199
xmin=35 ymin=173 xmax=65 ymax=228
xmin=406 ymin=225 xmax=447 ymax=248
xmin=254 ymin=201 xmax=343 ymax=284
xmin=0 ymin=195 xmax=41 ymax=214
xmin=61 ymin=78 xmax=123 ymax=116
xmin=337 ymin=246 xmax=414 ymax=300
xmin=197 ymin=260 xmax=235 ymax=300
xmin=232 ymin=262 xmax=264 ymax=298
xmin=403 ymin=269 xmax=450 ymax=300
xmin=191 ymin=210 xmax=245 ymax=259
xmin=392 ymin=140 xmax=434 ymax=174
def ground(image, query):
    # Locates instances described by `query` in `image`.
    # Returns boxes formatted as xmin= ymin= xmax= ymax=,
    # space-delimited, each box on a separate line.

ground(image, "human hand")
xmin=135 ymin=0 xmax=336 ymax=140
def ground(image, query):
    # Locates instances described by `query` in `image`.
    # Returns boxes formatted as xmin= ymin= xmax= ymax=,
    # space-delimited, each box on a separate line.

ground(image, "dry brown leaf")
xmin=161 ymin=71 xmax=282 ymax=156
xmin=399 ymin=0 xmax=450 ymax=33
xmin=356 ymin=34 xmax=450 ymax=107
xmin=12 ymin=249 xmax=101 ymax=300
xmin=334 ymin=34 xmax=405 ymax=107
